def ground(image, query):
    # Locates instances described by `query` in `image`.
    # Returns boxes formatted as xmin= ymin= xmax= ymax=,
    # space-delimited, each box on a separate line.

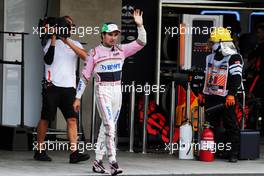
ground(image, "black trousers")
xmin=205 ymin=95 xmax=240 ymax=156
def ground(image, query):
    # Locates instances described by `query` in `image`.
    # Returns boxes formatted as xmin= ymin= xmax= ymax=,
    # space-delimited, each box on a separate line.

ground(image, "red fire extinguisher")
xmin=199 ymin=122 xmax=214 ymax=162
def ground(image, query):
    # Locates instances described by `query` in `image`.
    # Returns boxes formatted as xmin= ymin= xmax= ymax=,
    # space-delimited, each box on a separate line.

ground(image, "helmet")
xmin=209 ymin=27 xmax=233 ymax=43
xmin=101 ymin=23 xmax=120 ymax=33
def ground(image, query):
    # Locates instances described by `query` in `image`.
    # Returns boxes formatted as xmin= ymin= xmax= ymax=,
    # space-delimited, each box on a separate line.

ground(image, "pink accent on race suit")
xmin=97 ymin=92 xmax=114 ymax=156
xmin=82 ymin=40 xmax=144 ymax=81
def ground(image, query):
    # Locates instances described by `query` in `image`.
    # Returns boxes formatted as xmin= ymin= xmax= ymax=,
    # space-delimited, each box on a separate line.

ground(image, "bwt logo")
xmin=101 ymin=63 xmax=121 ymax=71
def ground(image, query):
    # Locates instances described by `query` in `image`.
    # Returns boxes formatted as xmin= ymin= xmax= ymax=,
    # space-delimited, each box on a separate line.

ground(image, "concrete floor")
xmin=0 ymin=149 xmax=264 ymax=176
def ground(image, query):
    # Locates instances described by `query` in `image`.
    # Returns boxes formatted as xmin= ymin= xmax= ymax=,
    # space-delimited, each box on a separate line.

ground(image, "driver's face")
xmin=102 ymin=31 xmax=120 ymax=47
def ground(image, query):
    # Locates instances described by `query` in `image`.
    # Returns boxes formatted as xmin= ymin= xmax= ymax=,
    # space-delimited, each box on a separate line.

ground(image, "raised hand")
xmin=133 ymin=9 xmax=143 ymax=27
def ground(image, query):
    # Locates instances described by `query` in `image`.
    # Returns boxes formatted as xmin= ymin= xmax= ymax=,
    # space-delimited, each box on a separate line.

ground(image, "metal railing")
xmin=142 ymin=83 xmax=149 ymax=154
xmin=129 ymin=81 xmax=136 ymax=152
xmin=89 ymin=81 xmax=179 ymax=155
xmin=169 ymin=81 xmax=176 ymax=154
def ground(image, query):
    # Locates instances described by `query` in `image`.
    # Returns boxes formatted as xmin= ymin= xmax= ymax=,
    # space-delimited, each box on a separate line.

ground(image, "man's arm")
xmin=226 ymin=54 xmax=243 ymax=107
xmin=61 ymin=38 xmax=88 ymax=61
xmin=228 ymin=54 xmax=243 ymax=96
xmin=73 ymin=77 xmax=88 ymax=112
xmin=122 ymin=9 xmax=147 ymax=58
xmin=75 ymin=76 xmax=89 ymax=99
xmin=76 ymin=53 xmax=94 ymax=98
xmin=133 ymin=9 xmax=146 ymax=46
xmin=43 ymin=36 xmax=56 ymax=65
xmin=73 ymin=53 xmax=94 ymax=112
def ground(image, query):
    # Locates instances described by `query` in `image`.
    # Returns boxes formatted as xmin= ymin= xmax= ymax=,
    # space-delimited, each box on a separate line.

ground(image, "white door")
xmin=2 ymin=0 xmax=24 ymax=126
xmin=181 ymin=15 xmax=223 ymax=70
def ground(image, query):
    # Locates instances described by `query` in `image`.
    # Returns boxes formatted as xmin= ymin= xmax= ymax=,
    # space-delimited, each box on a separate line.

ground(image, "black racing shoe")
xmin=69 ymin=150 xmax=90 ymax=164
xmin=228 ymin=153 xmax=238 ymax=163
xmin=228 ymin=156 xmax=238 ymax=163
xmin=110 ymin=161 xmax=123 ymax=176
xmin=92 ymin=160 xmax=109 ymax=174
xmin=34 ymin=151 xmax=52 ymax=161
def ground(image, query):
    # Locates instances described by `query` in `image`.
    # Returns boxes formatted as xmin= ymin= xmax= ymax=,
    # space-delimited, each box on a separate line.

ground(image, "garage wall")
xmin=1 ymin=0 xmax=121 ymax=140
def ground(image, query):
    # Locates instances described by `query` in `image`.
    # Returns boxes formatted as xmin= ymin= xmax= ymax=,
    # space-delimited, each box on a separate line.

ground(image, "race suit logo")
xmin=101 ymin=63 xmax=121 ymax=71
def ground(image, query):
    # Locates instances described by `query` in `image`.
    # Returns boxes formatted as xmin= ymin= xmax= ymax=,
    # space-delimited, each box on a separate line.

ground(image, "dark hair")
xmin=63 ymin=15 xmax=73 ymax=22
xmin=101 ymin=30 xmax=109 ymax=41
xmin=63 ymin=15 xmax=75 ymax=26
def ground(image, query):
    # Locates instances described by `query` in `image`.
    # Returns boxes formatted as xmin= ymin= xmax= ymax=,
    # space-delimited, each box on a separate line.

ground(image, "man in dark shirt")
xmin=200 ymin=27 xmax=243 ymax=163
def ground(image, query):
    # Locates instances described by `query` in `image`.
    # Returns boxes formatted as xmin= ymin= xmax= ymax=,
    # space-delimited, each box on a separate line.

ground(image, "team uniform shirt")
xmin=43 ymin=39 xmax=83 ymax=88
xmin=203 ymin=53 xmax=243 ymax=97
xmin=82 ymin=41 xmax=144 ymax=83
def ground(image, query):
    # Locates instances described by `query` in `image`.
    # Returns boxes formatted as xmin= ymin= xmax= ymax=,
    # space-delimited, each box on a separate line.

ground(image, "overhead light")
xmin=201 ymin=10 xmax=240 ymax=21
